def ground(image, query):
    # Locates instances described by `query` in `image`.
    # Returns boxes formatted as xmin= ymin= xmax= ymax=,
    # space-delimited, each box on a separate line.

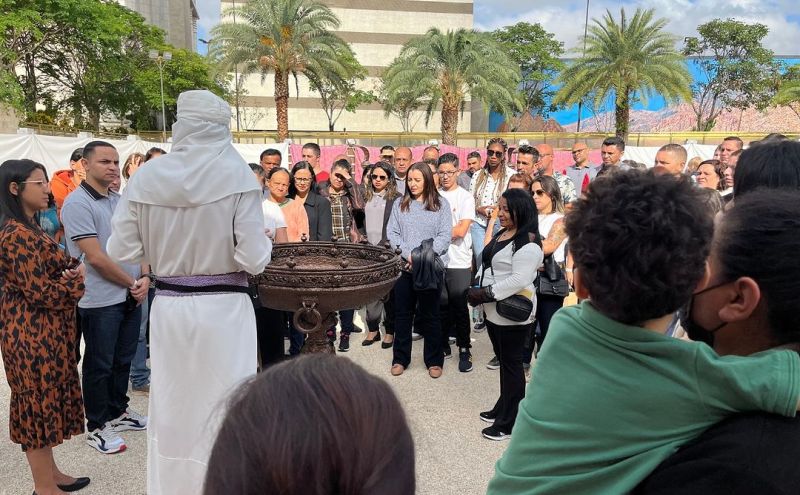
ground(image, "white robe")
xmin=107 ymin=191 xmax=271 ymax=494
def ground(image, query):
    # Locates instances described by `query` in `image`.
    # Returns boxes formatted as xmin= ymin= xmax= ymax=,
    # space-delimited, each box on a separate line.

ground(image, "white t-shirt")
xmin=262 ymin=198 xmax=287 ymax=240
xmin=439 ymin=186 xmax=476 ymax=269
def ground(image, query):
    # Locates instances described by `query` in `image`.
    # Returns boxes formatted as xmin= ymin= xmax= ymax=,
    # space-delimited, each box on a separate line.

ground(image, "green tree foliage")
xmin=491 ymin=22 xmax=564 ymax=118
xmin=211 ymin=0 xmax=351 ymax=140
xmin=774 ymin=64 xmax=800 ymax=123
xmin=554 ymin=8 xmax=691 ymax=139
xmin=383 ymin=28 xmax=522 ymax=145
xmin=307 ymin=48 xmax=376 ymax=131
xmin=379 ymin=85 xmax=426 ymax=132
xmin=0 ymin=0 xmax=225 ymax=131
xmin=684 ymin=19 xmax=782 ymax=131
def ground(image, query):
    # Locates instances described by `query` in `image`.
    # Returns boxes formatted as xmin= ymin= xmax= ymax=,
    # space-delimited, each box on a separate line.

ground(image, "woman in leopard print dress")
xmin=0 ymin=160 xmax=88 ymax=494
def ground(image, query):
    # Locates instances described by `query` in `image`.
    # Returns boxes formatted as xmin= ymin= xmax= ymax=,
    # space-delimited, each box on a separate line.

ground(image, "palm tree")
xmin=211 ymin=0 xmax=349 ymax=140
xmin=382 ymin=28 xmax=522 ymax=144
xmin=554 ymin=8 xmax=691 ymax=139
xmin=774 ymin=80 xmax=800 ymax=123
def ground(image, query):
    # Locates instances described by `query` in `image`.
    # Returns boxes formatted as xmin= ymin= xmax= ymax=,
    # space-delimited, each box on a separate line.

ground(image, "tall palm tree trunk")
xmin=440 ymin=103 xmax=459 ymax=145
xmin=614 ymin=89 xmax=630 ymax=140
xmin=274 ymin=69 xmax=290 ymax=141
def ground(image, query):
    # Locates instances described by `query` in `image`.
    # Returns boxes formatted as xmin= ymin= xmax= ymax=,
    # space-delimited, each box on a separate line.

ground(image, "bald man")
xmin=653 ymin=144 xmax=687 ymax=176
xmin=565 ymin=142 xmax=599 ymax=196
xmin=535 ymin=144 xmax=577 ymax=204
xmin=422 ymin=146 xmax=440 ymax=164
xmin=394 ymin=147 xmax=413 ymax=194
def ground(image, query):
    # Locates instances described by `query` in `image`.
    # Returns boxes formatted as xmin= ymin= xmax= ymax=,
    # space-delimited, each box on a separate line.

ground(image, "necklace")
xmin=498 ymin=229 xmax=517 ymax=241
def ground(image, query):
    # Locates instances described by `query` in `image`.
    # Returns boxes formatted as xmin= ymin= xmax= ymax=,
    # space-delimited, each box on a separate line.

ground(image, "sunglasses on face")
xmin=533 ymin=189 xmax=547 ymax=196
xmin=486 ymin=150 xmax=504 ymax=158
xmin=371 ymin=174 xmax=388 ymax=180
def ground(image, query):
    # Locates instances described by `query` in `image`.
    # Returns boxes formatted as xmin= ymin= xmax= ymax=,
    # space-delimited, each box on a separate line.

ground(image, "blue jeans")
xmin=471 ymin=221 xmax=501 ymax=268
xmin=80 ymin=302 xmax=142 ymax=431
xmin=130 ymin=290 xmax=152 ymax=387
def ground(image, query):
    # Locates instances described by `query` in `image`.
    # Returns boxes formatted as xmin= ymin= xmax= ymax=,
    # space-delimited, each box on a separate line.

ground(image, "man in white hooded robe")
xmin=107 ymin=90 xmax=271 ymax=494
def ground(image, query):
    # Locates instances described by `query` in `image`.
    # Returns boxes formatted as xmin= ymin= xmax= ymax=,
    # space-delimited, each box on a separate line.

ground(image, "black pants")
xmin=534 ymin=294 xmax=565 ymax=351
xmin=440 ymin=268 xmax=472 ymax=349
xmin=255 ymin=307 xmax=287 ymax=369
xmin=365 ymin=291 xmax=395 ymax=334
xmin=486 ymin=319 xmax=528 ymax=433
xmin=392 ymin=272 xmax=443 ymax=369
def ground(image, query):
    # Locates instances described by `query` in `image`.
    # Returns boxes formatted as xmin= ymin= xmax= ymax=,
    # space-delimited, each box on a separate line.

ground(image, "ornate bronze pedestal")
xmin=252 ymin=238 xmax=402 ymax=354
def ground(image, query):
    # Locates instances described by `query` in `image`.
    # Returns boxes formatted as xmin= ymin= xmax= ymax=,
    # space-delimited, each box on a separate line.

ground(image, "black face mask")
xmin=678 ymin=281 xmax=730 ymax=347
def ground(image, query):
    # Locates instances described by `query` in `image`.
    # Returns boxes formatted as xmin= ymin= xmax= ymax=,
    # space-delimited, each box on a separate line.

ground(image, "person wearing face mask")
xmin=488 ymin=171 xmax=800 ymax=495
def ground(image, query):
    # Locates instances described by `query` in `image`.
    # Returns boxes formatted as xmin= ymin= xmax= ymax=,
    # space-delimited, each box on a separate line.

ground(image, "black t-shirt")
xmin=634 ymin=413 xmax=800 ymax=495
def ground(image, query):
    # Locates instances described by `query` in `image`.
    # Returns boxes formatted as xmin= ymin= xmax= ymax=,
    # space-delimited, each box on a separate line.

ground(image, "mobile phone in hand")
xmin=66 ymin=253 xmax=86 ymax=270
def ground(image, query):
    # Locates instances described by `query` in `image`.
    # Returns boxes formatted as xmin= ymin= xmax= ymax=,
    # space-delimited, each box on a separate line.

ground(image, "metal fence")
xmin=16 ymin=123 xmax=797 ymax=149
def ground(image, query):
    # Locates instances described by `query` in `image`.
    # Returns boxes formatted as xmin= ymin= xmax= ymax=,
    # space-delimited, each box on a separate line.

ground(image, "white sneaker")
xmin=110 ymin=409 xmax=148 ymax=432
xmin=86 ymin=423 xmax=126 ymax=454
xmin=411 ymin=332 xmax=423 ymax=341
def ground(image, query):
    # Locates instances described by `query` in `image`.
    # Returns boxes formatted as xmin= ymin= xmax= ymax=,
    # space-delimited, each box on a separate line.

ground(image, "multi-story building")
xmin=220 ymin=0 xmax=480 ymax=133
xmin=118 ymin=0 xmax=199 ymax=52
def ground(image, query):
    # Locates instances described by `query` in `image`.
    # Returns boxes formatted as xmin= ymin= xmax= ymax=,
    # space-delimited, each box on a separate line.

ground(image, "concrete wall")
xmin=117 ymin=0 xmax=197 ymax=51
xmin=221 ymin=0 xmax=476 ymax=133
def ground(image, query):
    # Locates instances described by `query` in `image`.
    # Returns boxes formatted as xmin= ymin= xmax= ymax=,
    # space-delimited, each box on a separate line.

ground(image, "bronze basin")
xmin=252 ymin=239 xmax=402 ymax=353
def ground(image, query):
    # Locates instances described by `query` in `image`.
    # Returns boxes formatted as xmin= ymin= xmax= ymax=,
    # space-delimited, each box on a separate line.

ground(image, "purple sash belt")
xmin=154 ymin=271 xmax=250 ymax=297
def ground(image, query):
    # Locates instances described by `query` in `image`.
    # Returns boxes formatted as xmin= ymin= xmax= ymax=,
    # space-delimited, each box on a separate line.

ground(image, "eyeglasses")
xmin=380 ymin=155 xmax=393 ymax=160
xmin=294 ymin=178 xmax=312 ymax=183
xmin=370 ymin=174 xmax=388 ymax=180
xmin=533 ymin=189 xmax=547 ymax=196
xmin=437 ymin=170 xmax=457 ymax=177
xmin=486 ymin=150 xmax=504 ymax=158
xmin=21 ymin=180 xmax=49 ymax=187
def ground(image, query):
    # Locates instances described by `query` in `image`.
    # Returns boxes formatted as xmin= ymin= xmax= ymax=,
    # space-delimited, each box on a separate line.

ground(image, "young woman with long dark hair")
xmin=468 ymin=188 xmax=542 ymax=440
xmin=386 ymin=162 xmax=452 ymax=378
xmin=0 ymin=159 xmax=89 ymax=494
xmin=362 ymin=161 xmax=401 ymax=348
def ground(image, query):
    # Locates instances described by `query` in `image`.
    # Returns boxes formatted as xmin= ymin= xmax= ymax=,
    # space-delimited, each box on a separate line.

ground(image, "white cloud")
xmin=474 ymin=0 xmax=800 ymax=55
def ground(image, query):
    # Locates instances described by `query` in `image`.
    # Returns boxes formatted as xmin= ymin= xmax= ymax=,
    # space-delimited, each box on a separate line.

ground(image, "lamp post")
xmin=149 ymin=49 xmax=172 ymax=143
xmin=575 ymin=0 xmax=590 ymax=133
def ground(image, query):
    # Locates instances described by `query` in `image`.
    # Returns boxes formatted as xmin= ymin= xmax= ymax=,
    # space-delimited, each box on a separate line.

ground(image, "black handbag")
xmin=481 ymin=235 xmax=534 ymax=322
xmin=537 ymin=254 xmax=570 ymax=297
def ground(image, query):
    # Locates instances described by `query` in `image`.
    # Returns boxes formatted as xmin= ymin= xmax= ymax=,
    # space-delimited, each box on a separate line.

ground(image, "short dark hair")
xmin=698 ymin=159 xmax=726 ymax=192
xmin=144 ymin=147 xmax=166 ymax=162
xmin=302 ymin=142 xmax=321 ymax=157
xmin=203 ymin=355 xmax=415 ymax=495
xmin=332 ymin=158 xmax=352 ymax=174
xmin=0 ymin=159 xmax=48 ymax=228
xmin=82 ymin=140 xmax=116 ymax=160
xmin=467 ymin=151 xmax=481 ymax=160
xmin=437 ymin=153 xmax=458 ymax=168
xmin=723 ymin=136 xmax=744 ymax=150
xmin=380 ymin=145 xmax=395 ymax=153
xmin=69 ymin=147 xmax=84 ymax=163
xmin=566 ymin=170 xmax=713 ymax=325
xmin=266 ymin=166 xmax=290 ymax=181
xmin=733 ymin=140 xmax=800 ymax=197
xmin=716 ymin=189 xmax=800 ymax=345
xmin=517 ymin=144 xmax=540 ymax=162
xmin=601 ymin=136 xmax=625 ymax=151
xmin=249 ymin=163 xmax=265 ymax=177
xmin=260 ymin=148 xmax=282 ymax=161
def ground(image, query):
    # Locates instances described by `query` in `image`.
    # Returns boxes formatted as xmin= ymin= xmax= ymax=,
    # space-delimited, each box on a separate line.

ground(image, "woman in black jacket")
xmin=289 ymin=161 xmax=333 ymax=242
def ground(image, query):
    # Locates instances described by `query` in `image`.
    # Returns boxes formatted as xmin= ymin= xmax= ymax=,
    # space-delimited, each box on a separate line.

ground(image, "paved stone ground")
xmin=0 ymin=308 xmax=526 ymax=495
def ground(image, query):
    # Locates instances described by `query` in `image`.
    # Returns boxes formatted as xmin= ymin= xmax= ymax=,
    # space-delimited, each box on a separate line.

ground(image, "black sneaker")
xmin=482 ymin=425 xmax=511 ymax=441
xmin=479 ymin=411 xmax=496 ymax=423
xmin=443 ymin=345 xmax=452 ymax=359
xmin=458 ymin=348 xmax=473 ymax=372
xmin=338 ymin=334 xmax=350 ymax=352
xmin=486 ymin=356 xmax=500 ymax=370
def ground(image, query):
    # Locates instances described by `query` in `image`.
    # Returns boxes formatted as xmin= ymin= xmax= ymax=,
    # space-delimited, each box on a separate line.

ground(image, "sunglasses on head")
xmin=486 ymin=150 xmax=504 ymax=158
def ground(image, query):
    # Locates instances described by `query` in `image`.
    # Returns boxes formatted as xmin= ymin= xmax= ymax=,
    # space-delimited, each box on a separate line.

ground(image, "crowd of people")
xmin=1 ymin=87 xmax=799 ymax=494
